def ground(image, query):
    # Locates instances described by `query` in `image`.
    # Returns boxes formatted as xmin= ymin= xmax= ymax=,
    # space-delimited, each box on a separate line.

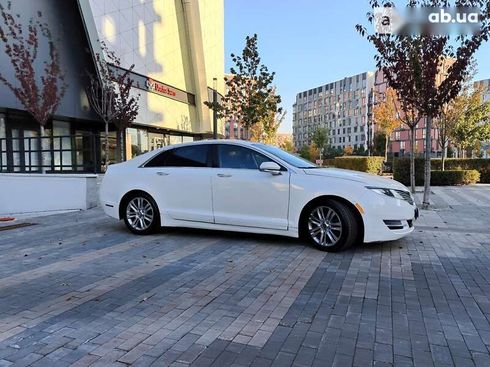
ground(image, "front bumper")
xmin=361 ymin=193 xmax=417 ymax=243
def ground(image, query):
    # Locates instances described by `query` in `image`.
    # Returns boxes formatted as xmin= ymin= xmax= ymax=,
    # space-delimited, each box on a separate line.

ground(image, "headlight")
xmin=366 ymin=186 xmax=414 ymax=205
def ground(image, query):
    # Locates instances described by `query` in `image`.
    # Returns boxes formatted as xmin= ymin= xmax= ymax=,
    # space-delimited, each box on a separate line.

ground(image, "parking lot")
xmin=1 ymin=186 xmax=490 ymax=367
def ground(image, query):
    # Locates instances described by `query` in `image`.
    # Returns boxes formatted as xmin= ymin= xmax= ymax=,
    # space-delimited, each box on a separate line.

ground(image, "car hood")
xmin=303 ymin=168 xmax=408 ymax=190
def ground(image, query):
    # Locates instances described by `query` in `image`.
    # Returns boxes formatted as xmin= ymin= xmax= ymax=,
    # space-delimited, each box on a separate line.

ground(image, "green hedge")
xmin=326 ymin=156 xmax=384 ymax=174
xmin=430 ymin=170 xmax=480 ymax=186
xmin=322 ymin=159 xmax=336 ymax=167
xmin=393 ymin=157 xmax=425 ymax=185
xmin=432 ymin=159 xmax=490 ymax=183
xmin=393 ymin=158 xmax=490 ymax=185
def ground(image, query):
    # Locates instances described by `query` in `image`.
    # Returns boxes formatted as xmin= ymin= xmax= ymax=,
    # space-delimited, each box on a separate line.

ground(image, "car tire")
xmin=301 ymin=199 xmax=358 ymax=252
xmin=123 ymin=193 xmax=160 ymax=235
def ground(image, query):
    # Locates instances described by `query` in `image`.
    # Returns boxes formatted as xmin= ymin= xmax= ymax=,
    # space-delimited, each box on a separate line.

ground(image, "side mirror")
xmin=259 ymin=161 xmax=282 ymax=175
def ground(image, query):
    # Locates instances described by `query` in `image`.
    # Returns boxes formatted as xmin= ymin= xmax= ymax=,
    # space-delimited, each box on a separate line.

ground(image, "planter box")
xmin=0 ymin=173 xmax=98 ymax=215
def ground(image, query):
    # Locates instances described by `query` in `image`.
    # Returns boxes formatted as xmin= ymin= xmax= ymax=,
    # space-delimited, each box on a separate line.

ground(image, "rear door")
xmin=143 ymin=144 xmax=214 ymax=223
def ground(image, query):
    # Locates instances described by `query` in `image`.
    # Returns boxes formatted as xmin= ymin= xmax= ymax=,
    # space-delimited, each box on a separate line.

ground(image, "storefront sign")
xmin=108 ymin=64 xmax=195 ymax=105
xmin=145 ymin=78 xmax=177 ymax=97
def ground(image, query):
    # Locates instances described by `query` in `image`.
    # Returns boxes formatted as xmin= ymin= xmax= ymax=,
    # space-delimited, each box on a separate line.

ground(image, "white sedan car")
xmin=100 ymin=140 xmax=417 ymax=252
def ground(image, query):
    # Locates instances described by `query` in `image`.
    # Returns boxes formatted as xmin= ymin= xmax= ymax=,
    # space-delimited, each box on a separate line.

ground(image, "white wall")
xmin=0 ymin=174 xmax=98 ymax=215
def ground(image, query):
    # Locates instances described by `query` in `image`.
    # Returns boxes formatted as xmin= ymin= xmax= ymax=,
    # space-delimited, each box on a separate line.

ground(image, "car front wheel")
xmin=123 ymin=194 xmax=159 ymax=235
xmin=302 ymin=199 xmax=358 ymax=252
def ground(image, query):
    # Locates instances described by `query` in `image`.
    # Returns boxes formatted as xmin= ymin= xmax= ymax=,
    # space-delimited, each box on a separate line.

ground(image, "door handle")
xmin=156 ymin=172 xmax=169 ymax=176
xmin=217 ymin=173 xmax=232 ymax=178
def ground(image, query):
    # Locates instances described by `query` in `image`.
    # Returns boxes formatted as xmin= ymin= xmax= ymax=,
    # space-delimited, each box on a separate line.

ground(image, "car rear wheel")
xmin=123 ymin=193 xmax=159 ymax=235
xmin=302 ymin=199 xmax=358 ymax=252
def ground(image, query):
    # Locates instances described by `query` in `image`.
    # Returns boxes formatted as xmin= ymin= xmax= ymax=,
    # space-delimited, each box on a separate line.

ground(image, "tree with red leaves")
xmin=357 ymin=0 xmax=490 ymax=208
xmin=0 ymin=1 xmax=67 ymax=171
xmin=86 ymin=42 xmax=139 ymax=168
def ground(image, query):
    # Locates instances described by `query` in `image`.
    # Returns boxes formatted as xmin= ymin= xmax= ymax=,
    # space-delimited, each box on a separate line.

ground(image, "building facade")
xmin=475 ymin=79 xmax=490 ymax=102
xmin=292 ymin=72 xmax=375 ymax=152
xmin=0 ymin=0 xmax=224 ymax=173
xmin=473 ymin=78 xmax=490 ymax=158
xmin=374 ymin=70 xmax=440 ymax=157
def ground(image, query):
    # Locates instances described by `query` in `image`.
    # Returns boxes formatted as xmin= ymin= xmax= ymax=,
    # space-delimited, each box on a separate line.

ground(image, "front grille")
xmin=395 ymin=190 xmax=414 ymax=205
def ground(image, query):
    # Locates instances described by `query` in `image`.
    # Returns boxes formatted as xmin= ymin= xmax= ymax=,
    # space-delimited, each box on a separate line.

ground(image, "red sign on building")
xmin=145 ymin=78 xmax=177 ymax=97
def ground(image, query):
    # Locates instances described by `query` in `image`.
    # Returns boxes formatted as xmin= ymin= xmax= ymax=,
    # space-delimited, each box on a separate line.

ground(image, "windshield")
xmin=253 ymin=144 xmax=318 ymax=169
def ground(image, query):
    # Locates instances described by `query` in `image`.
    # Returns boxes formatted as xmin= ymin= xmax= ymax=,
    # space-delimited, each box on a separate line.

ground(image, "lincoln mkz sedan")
xmin=100 ymin=140 xmax=417 ymax=252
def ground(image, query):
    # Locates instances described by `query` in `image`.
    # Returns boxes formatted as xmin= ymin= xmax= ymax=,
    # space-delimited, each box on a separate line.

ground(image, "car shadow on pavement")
xmin=158 ymin=226 xmax=300 ymax=245
xmin=109 ymin=220 xmax=404 ymax=252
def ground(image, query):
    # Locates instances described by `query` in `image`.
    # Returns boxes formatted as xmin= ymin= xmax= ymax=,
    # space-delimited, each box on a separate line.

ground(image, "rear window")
xmin=145 ymin=145 xmax=210 ymax=167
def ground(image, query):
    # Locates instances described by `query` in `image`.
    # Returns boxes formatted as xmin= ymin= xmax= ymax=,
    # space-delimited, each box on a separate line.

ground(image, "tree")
xmin=436 ymin=65 xmax=477 ymax=169
xmin=309 ymin=143 xmax=320 ymax=162
xmin=357 ymin=0 xmax=490 ymax=208
xmin=373 ymin=132 xmax=386 ymax=156
xmin=449 ymin=88 xmax=490 ymax=157
xmin=206 ymin=34 xmax=282 ymax=133
xmin=373 ymin=88 xmax=400 ymax=161
xmin=436 ymin=94 xmax=465 ymax=169
xmin=87 ymin=42 xmax=139 ymax=168
xmin=324 ymin=146 xmax=344 ymax=158
xmin=0 ymin=1 xmax=67 ymax=172
xmin=312 ymin=127 xmax=329 ymax=160
xmin=379 ymin=85 xmax=422 ymax=192
xmin=353 ymin=145 xmax=368 ymax=156
xmin=249 ymin=109 xmax=286 ymax=144
xmin=299 ymin=145 xmax=311 ymax=160
xmin=280 ymin=138 xmax=295 ymax=153
xmin=392 ymin=90 xmax=421 ymax=192
xmin=343 ymin=145 xmax=354 ymax=156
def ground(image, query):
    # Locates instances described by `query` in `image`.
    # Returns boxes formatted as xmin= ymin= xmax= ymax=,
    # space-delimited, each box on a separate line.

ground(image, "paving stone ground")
xmin=1 ymin=185 xmax=490 ymax=366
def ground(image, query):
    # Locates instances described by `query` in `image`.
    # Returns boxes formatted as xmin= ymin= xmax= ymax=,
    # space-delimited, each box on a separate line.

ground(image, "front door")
xmin=212 ymin=144 xmax=290 ymax=230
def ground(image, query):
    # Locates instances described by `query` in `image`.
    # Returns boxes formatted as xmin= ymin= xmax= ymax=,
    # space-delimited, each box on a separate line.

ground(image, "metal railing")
xmin=0 ymin=133 xmax=101 ymax=173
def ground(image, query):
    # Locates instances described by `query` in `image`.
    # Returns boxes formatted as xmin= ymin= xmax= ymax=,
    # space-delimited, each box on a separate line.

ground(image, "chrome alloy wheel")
xmin=307 ymin=206 xmax=343 ymax=247
xmin=126 ymin=197 xmax=154 ymax=231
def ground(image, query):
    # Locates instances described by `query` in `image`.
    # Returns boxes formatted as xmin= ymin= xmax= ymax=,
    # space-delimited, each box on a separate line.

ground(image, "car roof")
xmin=157 ymin=139 xmax=262 ymax=151
xmin=122 ymin=139 xmax=265 ymax=168
xmin=182 ymin=139 xmax=257 ymax=147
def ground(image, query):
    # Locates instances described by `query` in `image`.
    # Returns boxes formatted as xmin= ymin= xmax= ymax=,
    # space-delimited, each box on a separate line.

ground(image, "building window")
xmin=52 ymin=120 xmax=72 ymax=171
xmin=127 ymin=128 xmax=150 ymax=159
xmin=0 ymin=111 xmax=105 ymax=173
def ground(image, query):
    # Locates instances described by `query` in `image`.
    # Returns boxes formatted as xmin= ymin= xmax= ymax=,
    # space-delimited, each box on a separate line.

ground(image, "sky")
xmin=224 ymin=0 xmax=490 ymax=134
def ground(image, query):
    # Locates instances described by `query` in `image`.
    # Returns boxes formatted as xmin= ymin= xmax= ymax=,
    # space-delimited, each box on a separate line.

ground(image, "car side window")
xmin=217 ymin=145 xmax=271 ymax=170
xmin=145 ymin=145 xmax=210 ymax=167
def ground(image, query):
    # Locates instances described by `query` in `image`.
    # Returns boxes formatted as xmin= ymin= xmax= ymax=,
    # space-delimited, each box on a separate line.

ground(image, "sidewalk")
xmin=0 ymin=186 xmax=489 ymax=366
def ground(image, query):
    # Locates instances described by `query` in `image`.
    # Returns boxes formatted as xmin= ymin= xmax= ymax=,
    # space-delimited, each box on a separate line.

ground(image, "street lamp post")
xmin=213 ymin=77 xmax=218 ymax=139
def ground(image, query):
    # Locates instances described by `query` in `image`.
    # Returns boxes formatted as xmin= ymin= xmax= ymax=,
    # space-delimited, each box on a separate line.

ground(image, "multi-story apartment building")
xmin=374 ymin=71 xmax=440 ymax=157
xmin=292 ymin=72 xmax=375 ymax=152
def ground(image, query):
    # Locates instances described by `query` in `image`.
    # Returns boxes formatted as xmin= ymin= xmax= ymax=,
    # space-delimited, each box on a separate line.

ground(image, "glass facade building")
xmin=0 ymin=0 xmax=224 ymax=172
